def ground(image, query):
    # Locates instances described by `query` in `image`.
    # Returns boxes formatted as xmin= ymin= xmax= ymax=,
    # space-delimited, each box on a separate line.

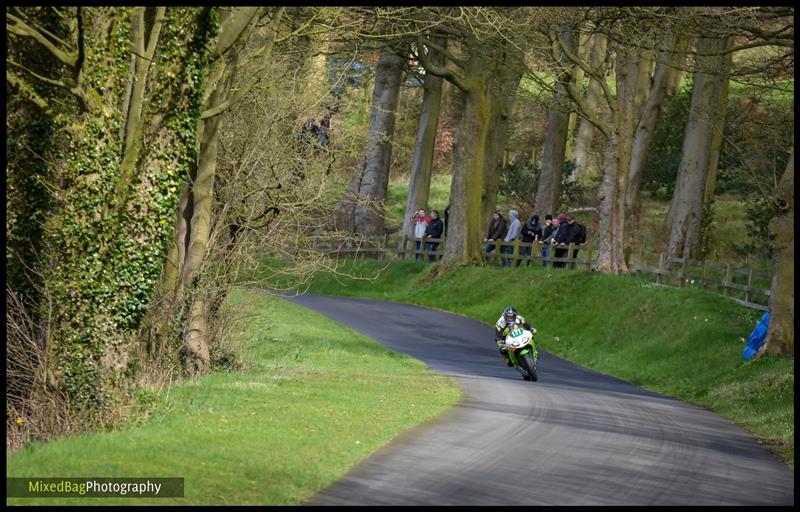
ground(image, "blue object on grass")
xmin=743 ymin=311 xmax=770 ymax=361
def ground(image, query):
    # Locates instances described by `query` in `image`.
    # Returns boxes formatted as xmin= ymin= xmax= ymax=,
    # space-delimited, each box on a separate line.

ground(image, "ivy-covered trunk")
xmin=7 ymin=7 xmax=219 ymax=413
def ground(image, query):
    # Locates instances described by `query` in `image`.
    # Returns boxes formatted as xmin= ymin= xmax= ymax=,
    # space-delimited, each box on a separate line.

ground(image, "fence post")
xmin=513 ymin=238 xmax=520 ymax=266
xmin=637 ymin=245 xmax=644 ymax=272
xmin=723 ymin=263 xmax=732 ymax=296
xmin=745 ymin=267 xmax=754 ymax=303
xmin=679 ymin=256 xmax=688 ymax=287
xmin=656 ymin=253 xmax=665 ymax=285
xmin=566 ymin=243 xmax=575 ymax=270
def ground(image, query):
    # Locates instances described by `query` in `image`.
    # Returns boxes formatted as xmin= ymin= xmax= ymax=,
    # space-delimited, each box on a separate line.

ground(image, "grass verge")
xmin=6 ymin=288 xmax=461 ymax=505
xmin=266 ymin=258 xmax=793 ymax=467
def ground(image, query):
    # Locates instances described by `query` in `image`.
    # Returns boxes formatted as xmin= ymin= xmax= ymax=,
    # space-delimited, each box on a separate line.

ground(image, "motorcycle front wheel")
xmin=521 ymin=352 xmax=538 ymax=382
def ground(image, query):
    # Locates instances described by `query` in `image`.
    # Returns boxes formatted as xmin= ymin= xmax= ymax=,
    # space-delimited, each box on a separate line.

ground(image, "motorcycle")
xmin=502 ymin=328 xmax=538 ymax=381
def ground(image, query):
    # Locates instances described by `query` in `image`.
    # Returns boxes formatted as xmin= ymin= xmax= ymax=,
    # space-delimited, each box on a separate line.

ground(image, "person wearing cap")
xmin=484 ymin=210 xmax=507 ymax=258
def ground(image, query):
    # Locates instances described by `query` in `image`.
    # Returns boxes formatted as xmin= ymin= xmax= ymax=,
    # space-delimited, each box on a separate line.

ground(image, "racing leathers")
xmin=494 ymin=314 xmax=537 ymax=364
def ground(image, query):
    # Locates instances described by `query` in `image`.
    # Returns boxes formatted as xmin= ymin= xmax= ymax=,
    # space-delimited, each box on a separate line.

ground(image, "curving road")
xmin=287 ymin=294 xmax=794 ymax=506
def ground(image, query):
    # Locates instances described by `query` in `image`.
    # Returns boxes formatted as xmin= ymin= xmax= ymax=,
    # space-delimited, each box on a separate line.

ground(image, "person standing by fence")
xmin=412 ymin=209 xmax=431 ymax=262
xmin=565 ymin=216 xmax=587 ymax=269
xmin=552 ymin=213 xmax=570 ymax=268
xmin=520 ymin=213 xmax=542 ymax=266
xmin=424 ymin=210 xmax=444 ymax=262
xmin=484 ymin=210 xmax=507 ymax=259
xmin=540 ymin=214 xmax=554 ymax=267
xmin=502 ymin=209 xmax=522 ymax=267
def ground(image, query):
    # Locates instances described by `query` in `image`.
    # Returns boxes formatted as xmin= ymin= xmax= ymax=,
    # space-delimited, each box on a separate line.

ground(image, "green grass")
xmin=6 ymin=288 xmax=461 ymax=505
xmin=281 ymin=258 xmax=793 ymax=467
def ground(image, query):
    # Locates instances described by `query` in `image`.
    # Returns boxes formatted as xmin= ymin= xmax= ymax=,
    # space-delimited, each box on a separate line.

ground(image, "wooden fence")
xmin=629 ymin=251 xmax=771 ymax=311
xmin=298 ymin=235 xmax=772 ymax=312
xmin=307 ymin=234 xmax=594 ymax=270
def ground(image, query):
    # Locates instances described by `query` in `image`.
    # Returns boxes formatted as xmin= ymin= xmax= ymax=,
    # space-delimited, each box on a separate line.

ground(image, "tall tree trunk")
xmin=565 ymin=29 xmax=589 ymax=163
xmin=665 ymin=35 xmax=733 ymax=260
xmin=593 ymin=45 xmax=638 ymax=274
xmin=625 ymin=30 xmax=687 ymax=228
xmin=180 ymin=8 xmax=263 ymax=375
xmin=763 ymin=150 xmax=794 ymax=355
xmin=481 ymin=46 xmax=524 ymax=226
xmin=534 ymin=27 xmax=576 ymax=217
xmin=569 ymin=33 xmax=607 ymax=186
xmin=340 ymin=50 xmax=406 ymax=236
xmin=402 ymin=39 xmax=445 ymax=240
xmin=442 ymin=58 xmax=492 ymax=266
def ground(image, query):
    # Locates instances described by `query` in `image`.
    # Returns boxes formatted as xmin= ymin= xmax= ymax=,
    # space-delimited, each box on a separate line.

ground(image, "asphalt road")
xmin=287 ymin=293 xmax=794 ymax=506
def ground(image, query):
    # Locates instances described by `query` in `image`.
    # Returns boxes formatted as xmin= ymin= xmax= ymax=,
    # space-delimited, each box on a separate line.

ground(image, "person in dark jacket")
xmin=424 ymin=210 xmax=445 ymax=262
xmin=552 ymin=213 xmax=570 ymax=268
xmin=520 ymin=213 xmax=542 ymax=266
xmin=540 ymin=214 xmax=554 ymax=267
xmin=564 ymin=216 xmax=587 ymax=268
xmin=484 ymin=210 xmax=507 ymax=257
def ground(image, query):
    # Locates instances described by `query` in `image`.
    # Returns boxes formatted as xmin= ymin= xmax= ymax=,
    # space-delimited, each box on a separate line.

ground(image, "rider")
xmin=494 ymin=306 xmax=537 ymax=366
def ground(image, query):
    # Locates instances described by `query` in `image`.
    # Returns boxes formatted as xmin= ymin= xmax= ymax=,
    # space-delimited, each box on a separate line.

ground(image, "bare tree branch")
xmin=6 ymin=12 xmax=78 ymax=67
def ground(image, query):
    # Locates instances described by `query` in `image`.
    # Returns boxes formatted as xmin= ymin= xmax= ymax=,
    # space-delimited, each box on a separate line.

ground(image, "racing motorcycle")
xmin=502 ymin=327 xmax=539 ymax=381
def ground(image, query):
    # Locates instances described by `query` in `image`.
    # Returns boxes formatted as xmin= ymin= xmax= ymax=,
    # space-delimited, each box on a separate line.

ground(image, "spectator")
xmin=484 ymin=210 xmax=507 ymax=258
xmin=501 ymin=209 xmax=522 ymax=267
xmin=303 ymin=118 xmax=320 ymax=142
xmin=540 ymin=214 xmax=554 ymax=267
xmin=412 ymin=209 xmax=431 ymax=262
xmin=564 ymin=216 xmax=587 ymax=269
xmin=520 ymin=213 xmax=542 ymax=266
xmin=424 ymin=210 xmax=444 ymax=262
xmin=318 ymin=115 xmax=331 ymax=146
xmin=553 ymin=213 xmax=570 ymax=268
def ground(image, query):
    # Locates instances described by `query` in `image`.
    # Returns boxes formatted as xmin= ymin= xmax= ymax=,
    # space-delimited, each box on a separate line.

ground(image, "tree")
xmin=665 ymin=34 xmax=734 ymax=260
xmin=6 ymin=6 xmax=220 ymax=416
xmin=625 ymin=27 xmax=689 ymax=229
xmin=413 ymin=8 xmax=531 ymax=266
xmin=481 ymin=44 xmax=524 ymax=227
xmin=533 ymin=26 xmax=577 ymax=217
xmin=160 ymin=7 xmax=279 ymax=375
xmin=334 ymin=47 xmax=407 ymax=236
xmin=569 ymin=32 xmax=608 ymax=187
xmin=762 ymin=150 xmax=793 ymax=355
xmin=401 ymin=39 xmax=445 ymax=240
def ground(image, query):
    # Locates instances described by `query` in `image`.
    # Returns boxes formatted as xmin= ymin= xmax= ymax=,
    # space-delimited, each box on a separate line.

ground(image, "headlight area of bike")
xmin=505 ymin=331 xmax=532 ymax=348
